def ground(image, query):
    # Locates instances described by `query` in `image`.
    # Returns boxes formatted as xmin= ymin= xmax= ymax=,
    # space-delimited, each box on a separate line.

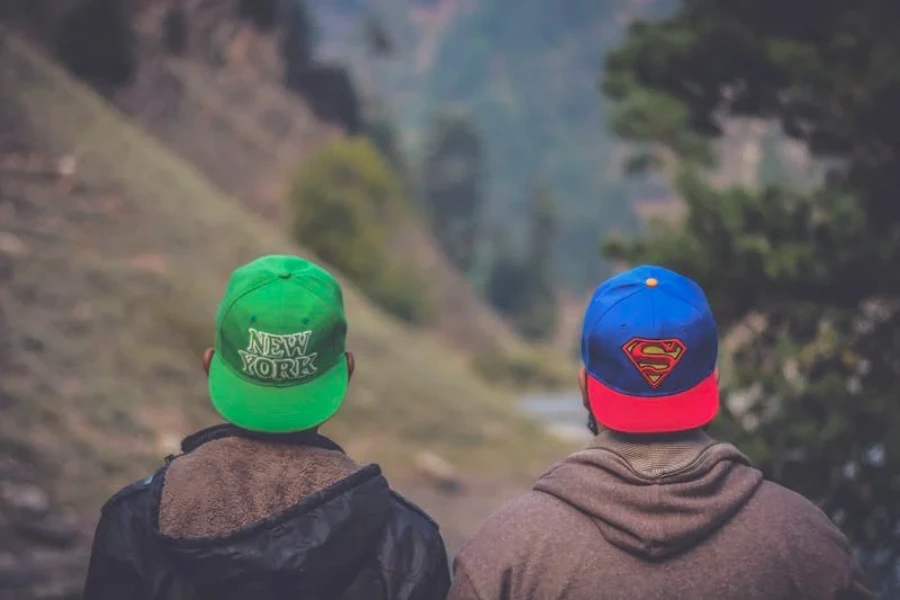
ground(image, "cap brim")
xmin=208 ymin=353 xmax=348 ymax=433
xmin=587 ymin=371 xmax=719 ymax=434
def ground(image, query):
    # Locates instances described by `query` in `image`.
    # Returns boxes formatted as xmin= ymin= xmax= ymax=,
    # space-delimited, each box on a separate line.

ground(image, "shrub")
xmin=473 ymin=347 xmax=571 ymax=391
xmin=288 ymin=138 xmax=434 ymax=325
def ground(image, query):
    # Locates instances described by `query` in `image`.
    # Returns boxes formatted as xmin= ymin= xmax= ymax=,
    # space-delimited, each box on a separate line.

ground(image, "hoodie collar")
xmin=535 ymin=431 xmax=763 ymax=560
xmin=585 ymin=428 xmax=720 ymax=479
xmin=177 ymin=423 xmax=344 ymax=456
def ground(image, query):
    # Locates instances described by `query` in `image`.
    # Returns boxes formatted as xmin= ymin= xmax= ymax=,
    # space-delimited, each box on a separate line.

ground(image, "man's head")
xmin=578 ymin=265 xmax=719 ymax=435
xmin=202 ymin=254 xmax=353 ymax=433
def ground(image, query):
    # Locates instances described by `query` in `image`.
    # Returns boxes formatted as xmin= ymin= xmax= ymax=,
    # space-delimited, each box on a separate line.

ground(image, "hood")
xmin=534 ymin=429 xmax=763 ymax=560
xmin=149 ymin=426 xmax=392 ymax=596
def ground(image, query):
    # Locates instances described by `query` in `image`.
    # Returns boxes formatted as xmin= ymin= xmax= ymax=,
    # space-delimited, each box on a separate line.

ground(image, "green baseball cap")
xmin=207 ymin=254 xmax=349 ymax=433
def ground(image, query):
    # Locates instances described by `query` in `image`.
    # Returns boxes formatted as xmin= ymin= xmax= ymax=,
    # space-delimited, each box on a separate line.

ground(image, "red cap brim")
xmin=587 ymin=371 xmax=719 ymax=434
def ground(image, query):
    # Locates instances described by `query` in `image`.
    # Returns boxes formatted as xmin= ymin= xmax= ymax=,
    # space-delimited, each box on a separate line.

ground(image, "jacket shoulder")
xmin=390 ymin=491 xmax=439 ymax=530
xmin=91 ymin=471 xmax=162 ymax=565
xmin=375 ymin=491 xmax=448 ymax=579
xmin=101 ymin=472 xmax=157 ymax=515
xmin=752 ymin=480 xmax=845 ymax=532
xmin=385 ymin=491 xmax=445 ymax=555
xmin=744 ymin=481 xmax=856 ymax=567
xmin=747 ymin=481 xmax=871 ymax=596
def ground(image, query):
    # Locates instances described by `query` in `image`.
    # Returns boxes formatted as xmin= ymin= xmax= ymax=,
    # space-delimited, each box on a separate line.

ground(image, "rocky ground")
xmin=0 ymin=480 xmax=87 ymax=600
xmin=0 ymin=94 xmax=90 ymax=599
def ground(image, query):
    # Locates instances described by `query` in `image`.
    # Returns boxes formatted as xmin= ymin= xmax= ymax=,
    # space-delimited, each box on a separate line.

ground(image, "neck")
xmin=590 ymin=427 xmax=716 ymax=478
xmin=600 ymin=426 xmax=709 ymax=443
xmin=179 ymin=423 xmax=336 ymax=454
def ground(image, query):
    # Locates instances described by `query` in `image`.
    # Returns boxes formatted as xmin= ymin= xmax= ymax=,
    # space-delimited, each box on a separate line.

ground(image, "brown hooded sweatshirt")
xmin=448 ymin=429 xmax=872 ymax=600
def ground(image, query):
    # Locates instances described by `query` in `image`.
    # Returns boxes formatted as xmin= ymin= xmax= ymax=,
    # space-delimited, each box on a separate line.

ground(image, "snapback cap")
xmin=208 ymin=254 xmax=349 ymax=433
xmin=581 ymin=265 xmax=719 ymax=434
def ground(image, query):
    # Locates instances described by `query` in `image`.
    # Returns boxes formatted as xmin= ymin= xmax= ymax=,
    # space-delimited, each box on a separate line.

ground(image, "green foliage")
xmin=288 ymin=137 xmax=433 ymax=325
xmin=486 ymin=184 xmax=558 ymax=341
xmin=421 ymin=110 xmax=486 ymax=274
xmin=603 ymin=1 xmax=900 ymax=594
xmin=366 ymin=261 xmax=435 ymax=326
xmin=473 ymin=347 xmax=570 ymax=391
xmin=364 ymin=103 xmax=411 ymax=192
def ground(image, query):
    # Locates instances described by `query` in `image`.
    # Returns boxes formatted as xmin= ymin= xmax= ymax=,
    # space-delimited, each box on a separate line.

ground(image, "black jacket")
xmin=83 ymin=425 xmax=451 ymax=600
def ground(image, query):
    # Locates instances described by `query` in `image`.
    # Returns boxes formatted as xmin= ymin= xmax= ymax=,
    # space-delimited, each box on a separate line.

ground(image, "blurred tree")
xmin=281 ymin=0 xmax=313 ymax=88
xmin=421 ymin=111 xmax=486 ymax=274
xmin=407 ymin=0 xmax=677 ymax=291
xmin=518 ymin=183 xmax=559 ymax=341
xmin=281 ymin=0 xmax=362 ymax=134
xmin=364 ymin=103 xmax=412 ymax=195
xmin=296 ymin=66 xmax=363 ymax=134
xmin=363 ymin=13 xmax=394 ymax=58
xmin=238 ymin=0 xmax=279 ymax=30
xmin=366 ymin=116 xmax=404 ymax=177
xmin=288 ymin=138 xmax=433 ymax=324
xmin=528 ymin=184 xmax=556 ymax=282
xmin=487 ymin=183 xmax=558 ymax=341
xmin=602 ymin=1 xmax=900 ymax=594
xmin=55 ymin=0 xmax=136 ymax=88
xmin=486 ymin=231 xmax=527 ymax=325
xmin=162 ymin=4 xmax=187 ymax=56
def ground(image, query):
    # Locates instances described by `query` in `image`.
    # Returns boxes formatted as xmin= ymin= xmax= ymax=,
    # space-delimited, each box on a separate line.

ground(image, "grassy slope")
xmin=0 ymin=33 xmax=571 ymax=517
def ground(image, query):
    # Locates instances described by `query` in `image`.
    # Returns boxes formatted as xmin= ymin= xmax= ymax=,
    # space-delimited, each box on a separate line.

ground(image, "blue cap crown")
xmin=581 ymin=265 xmax=718 ymax=397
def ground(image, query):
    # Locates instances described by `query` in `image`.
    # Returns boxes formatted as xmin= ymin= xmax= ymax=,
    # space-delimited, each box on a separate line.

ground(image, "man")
xmin=84 ymin=254 xmax=450 ymax=600
xmin=448 ymin=265 xmax=872 ymax=600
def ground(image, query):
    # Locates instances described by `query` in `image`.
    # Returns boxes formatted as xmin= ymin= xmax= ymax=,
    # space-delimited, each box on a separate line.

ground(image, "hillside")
xmin=0 ymin=32 xmax=571 ymax=597
xmin=0 ymin=0 xmax=532 ymax=358
xmin=312 ymin=0 xmax=676 ymax=290
xmin=109 ymin=0 xmax=528 ymax=356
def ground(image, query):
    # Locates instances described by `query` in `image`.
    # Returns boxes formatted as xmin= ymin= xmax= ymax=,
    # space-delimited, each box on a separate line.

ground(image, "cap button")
xmin=645 ymin=277 xmax=658 ymax=288
xmin=278 ymin=270 xmax=292 ymax=279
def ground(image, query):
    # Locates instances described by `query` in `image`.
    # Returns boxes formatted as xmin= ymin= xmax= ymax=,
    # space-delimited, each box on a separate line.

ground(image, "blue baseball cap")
xmin=581 ymin=265 xmax=719 ymax=434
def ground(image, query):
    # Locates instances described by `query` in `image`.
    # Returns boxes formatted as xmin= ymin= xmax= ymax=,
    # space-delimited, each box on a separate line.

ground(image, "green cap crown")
xmin=208 ymin=255 xmax=349 ymax=433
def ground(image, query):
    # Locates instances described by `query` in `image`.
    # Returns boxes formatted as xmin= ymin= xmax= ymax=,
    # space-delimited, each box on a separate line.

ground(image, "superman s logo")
xmin=622 ymin=338 xmax=687 ymax=388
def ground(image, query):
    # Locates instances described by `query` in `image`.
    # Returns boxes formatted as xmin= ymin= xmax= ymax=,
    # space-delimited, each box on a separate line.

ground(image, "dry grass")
xmin=0 ymin=33 xmax=573 ymax=517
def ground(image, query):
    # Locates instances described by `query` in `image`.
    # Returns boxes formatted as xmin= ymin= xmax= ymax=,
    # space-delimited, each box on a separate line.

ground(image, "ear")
xmin=346 ymin=351 xmax=355 ymax=380
xmin=202 ymin=348 xmax=214 ymax=376
xmin=578 ymin=366 xmax=589 ymax=410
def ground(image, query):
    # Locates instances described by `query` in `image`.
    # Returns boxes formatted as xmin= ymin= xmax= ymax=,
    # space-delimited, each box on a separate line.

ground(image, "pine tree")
xmin=281 ymin=0 xmax=313 ymax=89
xmin=421 ymin=111 xmax=486 ymax=274
xmin=486 ymin=183 xmax=558 ymax=341
xmin=55 ymin=0 xmax=136 ymax=87
xmin=238 ymin=0 xmax=279 ymax=30
xmin=162 ymin=4 xmax=187 ymax=56
xmin=602 ymin=1 xmax=900 ymax=594
xmin=363 ymin=14 xmax=394 ymax=58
